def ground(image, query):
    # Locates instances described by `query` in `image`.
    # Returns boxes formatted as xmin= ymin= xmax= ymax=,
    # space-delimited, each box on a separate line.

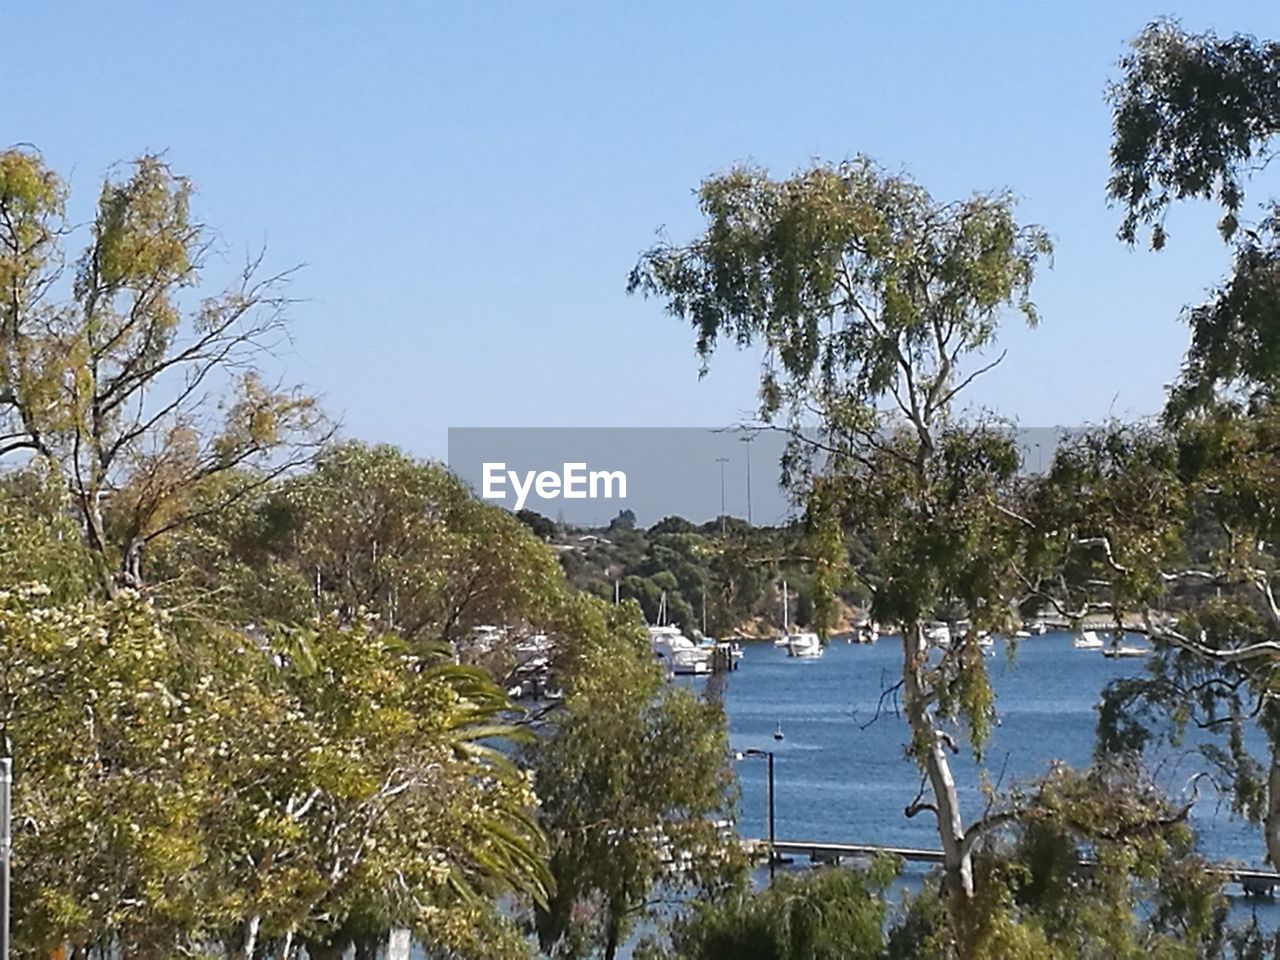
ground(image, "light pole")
xmin=740 ymin=434 xmax=753 ymax=526
xmin=716 ymin=457 xmax=729 ymax=535
xmin=1 ymin=756 xmax=10 ymax=960
xmin=737 ymin=749 xmax=776 ymax=882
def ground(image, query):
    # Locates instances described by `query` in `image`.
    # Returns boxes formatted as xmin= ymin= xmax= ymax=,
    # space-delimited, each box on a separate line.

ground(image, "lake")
xmin=711 ymin=632 xmax=1270 ymax=874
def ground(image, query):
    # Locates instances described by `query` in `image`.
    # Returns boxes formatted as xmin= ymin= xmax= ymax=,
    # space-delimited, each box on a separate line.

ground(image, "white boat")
xmin=784 ymin=631 xmax=823 ymax=658
xmin=924 ymin=622 xmax=951 ymax=646
xmin=1013 ymin=629 xmax=1032 ymax=639
xmin=1073 ymin=630 xmax=1104 ymax=650
xmin=773 ymin=634 xmax=790 ymax=647
xmin=1102 ymin=644 xmax=1150 ymax=659
xmin=1027 ymin=621 xmax=1049 ymax=636
xmin=649 ymin=625 xmax=710 ymax=675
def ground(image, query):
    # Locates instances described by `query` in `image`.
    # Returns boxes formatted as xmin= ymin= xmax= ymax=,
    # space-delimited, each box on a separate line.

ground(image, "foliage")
xmin=1109 ymin=19 xmax=1280 ymax=248
xmin=0 ymin=465 xmax=99 ymax=600
xmin=631 ymin=156 xmax=1051 ymax=950
xmin=1076 ymin=19 xmax=1280 ymax=879
xmin=0 ymin=573 xmax=551 ymax=959
xmin=886 ymin=764 xmax=1227 ymax=960
xmin=1108 ymin=21 xmax=1280 ymax=418
xmin=557 ymin=514 xmax=834 ymax=637
xmin=529 ymin=595 xmax=743 ymax=960
xmin=0 ymin=148 xmax=328 ymax=593
xmin=665 ymin=862 xmax=896 ymax=960
xmin=148 ymin=443 xmax=565 ymax=658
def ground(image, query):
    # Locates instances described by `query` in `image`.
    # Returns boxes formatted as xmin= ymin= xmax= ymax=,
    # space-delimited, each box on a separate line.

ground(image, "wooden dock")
xmin=749 ymin=839 xmax=1280 ymax=895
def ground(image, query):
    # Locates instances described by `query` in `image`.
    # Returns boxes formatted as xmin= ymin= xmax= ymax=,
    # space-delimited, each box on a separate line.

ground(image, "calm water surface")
xmin=713 ymin=632 xmax=1266 ymax=869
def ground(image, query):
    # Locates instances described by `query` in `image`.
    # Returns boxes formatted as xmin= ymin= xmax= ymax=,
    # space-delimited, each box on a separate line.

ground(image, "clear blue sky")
xmin=7 ymin=2 xmax=1280 ymax=458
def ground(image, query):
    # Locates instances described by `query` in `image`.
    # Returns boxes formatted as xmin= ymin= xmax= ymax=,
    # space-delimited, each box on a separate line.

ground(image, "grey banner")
xmin=447 ymin=426 xmax=1070 ymax=527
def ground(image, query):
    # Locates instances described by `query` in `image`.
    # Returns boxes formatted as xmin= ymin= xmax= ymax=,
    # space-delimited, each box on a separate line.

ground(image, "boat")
xmin=924 ymin=622 xmax=951 ymax=646
xmin=648 ymin=592 xmax=710 ymax=675
xmin=1073 ymin=630 xmax=1104 ymax=650
xmin=1102 ymin=644 xmax=1150 ymax=659
xmin=777 ymin=580 xmax=823 ymax=658
xmin=1027 ymin=621 xmax=1049 ymax=636
xmin=1013 ymin=629 xmax=1032 ymax=639
xmin=649 ymin=625 xmax=710 ymax=675
xmin=784 ymin=631 xmax=823 ymax=658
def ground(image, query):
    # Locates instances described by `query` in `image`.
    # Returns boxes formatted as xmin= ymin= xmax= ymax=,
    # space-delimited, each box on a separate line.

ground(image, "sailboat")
xmin=779 ymin=580 xmax=823 ymax=658
xmin=648 ymin=592 xmax=710 ymax=675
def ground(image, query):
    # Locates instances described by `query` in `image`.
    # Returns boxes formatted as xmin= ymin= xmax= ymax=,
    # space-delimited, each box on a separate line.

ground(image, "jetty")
xmin=747 ymin=839 xmax=1280 ymax=896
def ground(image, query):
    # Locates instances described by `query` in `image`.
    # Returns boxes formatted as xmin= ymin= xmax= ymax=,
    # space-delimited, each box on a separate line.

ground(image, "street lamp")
xmin=716 ymin=457 xmax=729 ymax=535
xmin=739 ymin=433 xmax=754 ymax=526
xmin=736 ymin=748 xmax=776 ymax=882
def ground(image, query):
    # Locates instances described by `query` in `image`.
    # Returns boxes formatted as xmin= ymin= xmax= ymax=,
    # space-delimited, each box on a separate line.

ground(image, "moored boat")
xmin=1102 ymin=644 xmax=1150 ymax=659
xmin=1073 ymin=630 xmax=1104 ymax=650
xmin=649 ymin=624 xmax=711 ymax=675
xmin=784 ymin=631 xmax=823 ymax=658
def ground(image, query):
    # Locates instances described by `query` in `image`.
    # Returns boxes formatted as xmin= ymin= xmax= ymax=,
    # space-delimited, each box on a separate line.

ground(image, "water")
xmin=712 ymin=633 xmax=1269 ymax=874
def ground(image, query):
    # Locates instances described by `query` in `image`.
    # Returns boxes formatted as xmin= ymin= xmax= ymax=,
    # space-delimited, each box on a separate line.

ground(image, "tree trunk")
xmin=603 ymin=902 xmax=623 ymax=960
xmin=386 ymin=929 xmax=411 ymax=960
xmin=273 ymin=928 xmax=294 ymax=959
xmin=239 ymin=916 xmax=260 ymax=960
xmin=902 ymin=622 xmax=974 ymax=938
xmin=1266 ymin=742 xmax=1280 ymax=868
xmin=81 ymin=490 xmax=117 ymax=598
xmin=302 ymin=940 xmax=345 ymax=960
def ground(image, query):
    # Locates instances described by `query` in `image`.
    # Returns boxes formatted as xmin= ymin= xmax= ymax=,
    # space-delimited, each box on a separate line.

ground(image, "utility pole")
xmin=716 ymin=457 xmax=729 ymax=535
xmin=1 ymin=756 xmax=10 ymax=960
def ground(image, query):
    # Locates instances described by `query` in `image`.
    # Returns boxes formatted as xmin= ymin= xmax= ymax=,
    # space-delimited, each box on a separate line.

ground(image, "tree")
xmin=0 ymin=148 xmax=327 ymax=594
xmin=630 ymin=157 xmax=1050 ymax=949
xmin=884 ymin=764 xmax=1228 ymax=960
xmin=147 ymin=443 xmax=565 ymax=667
xmin=1 ymin=586 xmax=214 ymax=957
xmin=198 ymin=617 xmax=549 ymax=959
xmin=529 ymin=595 xmax=741 ymax=960
xmin=516 ymin=508 xmax=557 ymax=541
xmin=0 ymin=578 xmax=551 ymax=958
xmin=1068 ymin=19 xmax=1280 ymax=873
xmin=1109 ymin=19 xmax=1280 ymax=250
xmin=1109 ymin=21 xmax=1280 ymax=418
xmin=666 ymin=862 xmax=894 ymax=960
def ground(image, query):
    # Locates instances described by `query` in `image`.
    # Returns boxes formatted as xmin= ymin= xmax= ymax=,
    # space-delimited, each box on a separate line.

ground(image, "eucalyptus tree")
xmin=0 ymin=147 xmax=327 ymax=593
xmin=630 ymin=158 xmax=1051 ymax=945
xmin=1109 ymin=19 xmax=1280 ymax=417
xmin=1056 ymin=19 xmax=1280 ymax=870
